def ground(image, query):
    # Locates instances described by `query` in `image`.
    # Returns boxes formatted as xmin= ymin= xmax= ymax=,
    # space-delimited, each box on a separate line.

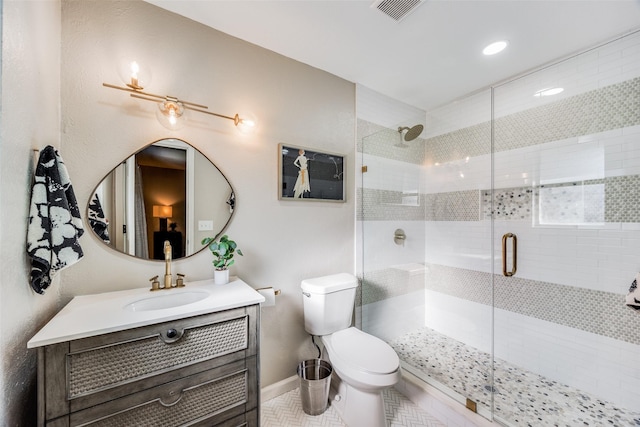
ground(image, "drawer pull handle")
xmin=159 ymin=390 xmax=183 ymax=407
xmin=161 ymin=328 xmax=184 ymax=343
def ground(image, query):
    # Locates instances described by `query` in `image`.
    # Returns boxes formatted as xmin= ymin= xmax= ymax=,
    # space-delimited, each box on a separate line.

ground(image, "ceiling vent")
xmin=372 ymin=0 xmax=424 ymax=22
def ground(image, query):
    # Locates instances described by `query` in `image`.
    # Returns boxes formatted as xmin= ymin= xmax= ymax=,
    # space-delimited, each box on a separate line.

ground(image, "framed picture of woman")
xmin=278 ymin=143 xmax=345 ymax=202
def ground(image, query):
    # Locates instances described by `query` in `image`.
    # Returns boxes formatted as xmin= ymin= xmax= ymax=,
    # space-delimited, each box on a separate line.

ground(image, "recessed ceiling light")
xmin=534 ymin=87 xmax=564 ymax=97
xmin=483 ymin=40 xmax=508 ymax=56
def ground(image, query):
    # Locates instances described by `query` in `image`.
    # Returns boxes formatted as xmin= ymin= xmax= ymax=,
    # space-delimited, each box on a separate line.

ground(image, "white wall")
xmin=1 ymin=1 xmax=63 ymax=424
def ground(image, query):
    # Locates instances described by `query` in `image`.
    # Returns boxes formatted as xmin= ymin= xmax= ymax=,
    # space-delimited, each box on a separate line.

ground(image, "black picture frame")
xmin=278 ymin=143 xmax=345 ymax=202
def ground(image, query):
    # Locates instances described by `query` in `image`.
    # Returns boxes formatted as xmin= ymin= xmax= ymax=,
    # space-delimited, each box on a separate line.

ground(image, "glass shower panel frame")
xmin=419 ymin=89 xmax=495 ymax=419
xmin=359 ymin=99 xmax=496 ymax=421
xmin=358 ymin=123 xmax=427 ymax=344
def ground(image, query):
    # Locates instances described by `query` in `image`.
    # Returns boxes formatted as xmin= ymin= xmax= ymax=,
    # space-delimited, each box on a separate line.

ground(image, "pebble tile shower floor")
xmin=261 ymin=387 xmax=445 ymax=427
xmin=391 ymin=327 xmax=640 ymax=426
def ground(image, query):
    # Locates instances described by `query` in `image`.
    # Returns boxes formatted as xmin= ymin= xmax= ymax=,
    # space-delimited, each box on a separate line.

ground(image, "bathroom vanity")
xmin=28 ymin=278 xmax=264 ymax=427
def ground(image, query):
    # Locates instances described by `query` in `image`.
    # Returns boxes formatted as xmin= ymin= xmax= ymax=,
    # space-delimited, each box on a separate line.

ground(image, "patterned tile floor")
xmin=261 ymin=386 xmax=445 ymax=427
xmin=391 ymin=327 xmax=640 ymax=427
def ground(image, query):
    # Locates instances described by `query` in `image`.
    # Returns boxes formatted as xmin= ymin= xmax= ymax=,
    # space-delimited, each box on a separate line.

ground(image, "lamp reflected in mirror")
xmin=152 ymin=205 xmax=173 ymax=232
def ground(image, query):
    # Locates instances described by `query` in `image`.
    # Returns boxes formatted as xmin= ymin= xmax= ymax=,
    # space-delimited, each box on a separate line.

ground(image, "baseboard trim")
xmin=261 ymin=375 xmax=299 ymax=402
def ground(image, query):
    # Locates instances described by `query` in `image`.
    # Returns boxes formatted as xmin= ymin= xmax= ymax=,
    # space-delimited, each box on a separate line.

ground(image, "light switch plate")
xmin=198 ymin=220 xmax=214 ymax=231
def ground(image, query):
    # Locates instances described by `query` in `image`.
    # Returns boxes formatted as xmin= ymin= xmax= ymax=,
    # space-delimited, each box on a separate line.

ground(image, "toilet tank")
xmin=301 ymin=273 xmax=358 ymax=336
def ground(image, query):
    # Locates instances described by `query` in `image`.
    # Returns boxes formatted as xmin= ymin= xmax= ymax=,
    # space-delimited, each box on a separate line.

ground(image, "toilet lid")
xmin=331 ymin=328 xmax=399 ymax=374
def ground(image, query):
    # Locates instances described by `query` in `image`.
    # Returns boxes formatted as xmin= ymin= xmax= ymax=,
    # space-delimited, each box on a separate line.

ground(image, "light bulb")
xmin=156 ymin=100 xmax=185 ymax=130
xmin=130 ymin=61 xmax=140 ymax=88
xmin=236 ymin=112 xmax=257 ymax=134
xmin=118 ymin=58 xmax=151 ymax=90
xmin=483 ymin=40 xmax=508 ymax=56
xmin=534 ymin=87 xmax=564 ymax=97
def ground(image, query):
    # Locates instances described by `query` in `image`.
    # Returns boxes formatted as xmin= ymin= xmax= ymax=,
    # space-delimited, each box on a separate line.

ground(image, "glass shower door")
xmin=491 ymin=30 xmax=640 ymax=426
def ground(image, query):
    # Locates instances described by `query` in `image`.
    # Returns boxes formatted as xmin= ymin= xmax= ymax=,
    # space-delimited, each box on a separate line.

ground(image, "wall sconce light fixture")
xmin=153 ymin=205 xmax=173 ymax=232
xmin=104 ymin=60 xmax=256 ymax=132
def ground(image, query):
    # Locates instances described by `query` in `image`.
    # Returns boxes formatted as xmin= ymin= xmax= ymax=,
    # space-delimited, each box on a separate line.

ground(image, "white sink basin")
xmin=28 ymin=278 xmax=266 ymax=348
xmin=124 ymin=290 xmax=210 ymax=312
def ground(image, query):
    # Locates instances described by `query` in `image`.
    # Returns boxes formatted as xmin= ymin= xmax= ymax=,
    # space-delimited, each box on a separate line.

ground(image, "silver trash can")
xmin=296 ymin=359 xmax=332 ymax=415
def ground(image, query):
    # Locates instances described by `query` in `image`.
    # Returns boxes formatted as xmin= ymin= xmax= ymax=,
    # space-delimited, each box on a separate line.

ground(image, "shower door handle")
xmin=502 ymin=233 xmax=517 ymax=277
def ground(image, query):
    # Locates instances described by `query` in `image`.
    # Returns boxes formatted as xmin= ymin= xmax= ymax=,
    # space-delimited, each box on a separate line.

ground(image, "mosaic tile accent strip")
xmin=423 ymin=263 xmax=640 ymax=346
xmin=358 ymin=119 xmax=425 ymax=165
xmin=261 ymin=386 xmax=445 ymax=427
xmin=481 ymin=176 xmax=638 ymax=223
xmin=361 ymin=266 xmax=426 ymax=305
xmin=359 ymin=188 xmax=480 ymax=222
xmin=358 ymin=188 xmax=425 ymax=221
xmin=494 ymin=78 xmax=640 ymax=153
xmin=425 ymin=190 xmax=480 ymax=222
xmin=361 ymin=175 xmax=640 ymax=224
xmin=606 ymin=175 xmax=640 ymax=223
xmin=390 ymin=327 xmax=640 ymax=426
xmin=482 ymin=187 xmax=534 ymax=220
xmin=424 ymin=121 xmax=491 ymax=166
xmin=425 ymin=77 xmax=640 ymax=165
xmin=357 ymin=118 xmax=386 ymax=153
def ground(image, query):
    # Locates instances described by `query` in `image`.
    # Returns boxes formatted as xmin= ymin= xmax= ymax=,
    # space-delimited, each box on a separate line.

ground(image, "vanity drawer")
xmin=52 ymin=356 xmax=258 ymax=427
xmin=40 ymin=305 xmax=259 ymax=421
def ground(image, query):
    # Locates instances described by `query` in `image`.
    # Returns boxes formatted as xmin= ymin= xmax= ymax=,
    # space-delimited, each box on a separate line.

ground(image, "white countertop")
xmin=27 ymin=277 xmax=265 ymax=348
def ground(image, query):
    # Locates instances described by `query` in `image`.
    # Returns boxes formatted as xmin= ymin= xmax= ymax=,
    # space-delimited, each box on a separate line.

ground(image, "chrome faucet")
xmin=149 ymin=241 xmax=185 ymax=291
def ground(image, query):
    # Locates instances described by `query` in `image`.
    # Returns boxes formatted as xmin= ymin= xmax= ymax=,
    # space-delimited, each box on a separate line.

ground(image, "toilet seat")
xmin=324 ymin=327 xmax=399 ymax=376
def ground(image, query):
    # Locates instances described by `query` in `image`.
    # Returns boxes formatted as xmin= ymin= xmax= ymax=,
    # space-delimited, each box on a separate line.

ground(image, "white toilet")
xmin=301 ymin=273 xmax=401 ymax=427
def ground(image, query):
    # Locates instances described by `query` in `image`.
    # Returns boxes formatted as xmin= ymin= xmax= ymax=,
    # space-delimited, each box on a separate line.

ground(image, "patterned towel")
xmin=27 ymin=146 xmax=84 ymax=294
xmin=88 ymin=193 xmax=110 ymax=244
xmin=625 ymin=273 xmax=640 ymax=310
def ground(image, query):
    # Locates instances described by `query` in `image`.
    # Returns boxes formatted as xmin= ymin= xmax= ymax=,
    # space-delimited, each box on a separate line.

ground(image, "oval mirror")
xmin=87 ymin=138 xmax=235 ymax=261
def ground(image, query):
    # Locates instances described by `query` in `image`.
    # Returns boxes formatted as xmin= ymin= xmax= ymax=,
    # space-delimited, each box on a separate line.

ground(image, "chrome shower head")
xmin=397 ymin=124 xmax=424 ymax=142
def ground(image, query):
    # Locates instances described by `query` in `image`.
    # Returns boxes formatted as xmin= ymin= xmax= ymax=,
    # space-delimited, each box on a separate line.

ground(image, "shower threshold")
xmin=390 ymin=327 xmax=640 ymax=426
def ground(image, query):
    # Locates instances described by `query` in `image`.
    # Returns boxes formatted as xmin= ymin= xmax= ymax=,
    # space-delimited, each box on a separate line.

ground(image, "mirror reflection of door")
xmin=135 ymin=141 xmax=190 ymax=259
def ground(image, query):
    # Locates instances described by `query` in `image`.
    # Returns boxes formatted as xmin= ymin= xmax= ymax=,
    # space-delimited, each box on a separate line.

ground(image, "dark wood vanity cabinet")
xmin=37 ymin=304 xmax=260 ymax=427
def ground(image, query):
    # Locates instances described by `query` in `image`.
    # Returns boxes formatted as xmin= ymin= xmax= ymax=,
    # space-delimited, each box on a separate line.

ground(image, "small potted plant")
xmin=201 ymin=234 xmax=243 ymax=285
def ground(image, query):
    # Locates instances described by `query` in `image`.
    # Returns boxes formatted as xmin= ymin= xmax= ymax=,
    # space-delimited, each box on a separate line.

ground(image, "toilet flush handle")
xmin=302 ymin=291 xmax=311 ymax=298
